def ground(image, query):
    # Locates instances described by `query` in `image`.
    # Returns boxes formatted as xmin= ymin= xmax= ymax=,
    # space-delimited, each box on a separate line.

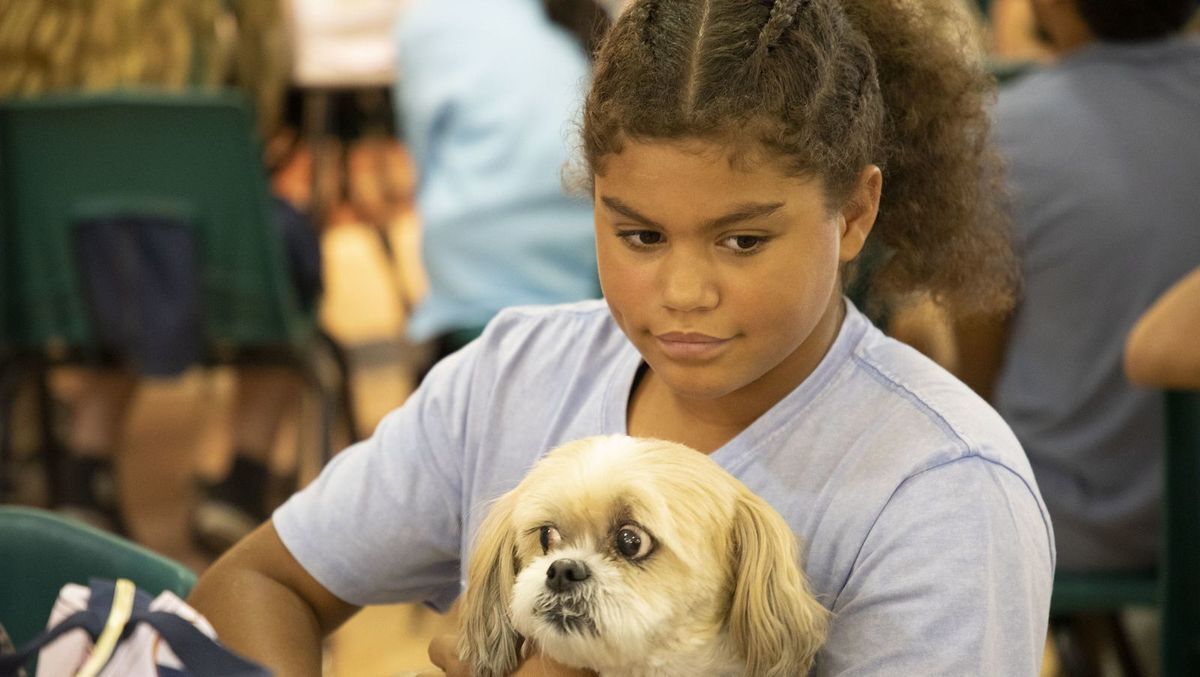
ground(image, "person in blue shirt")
xmin=190 ymin=1 xmax=1053 ymax=674
xmin=955 ymin=0 xmax=1200 ymax=572
xmin=395 ymin=0 xmax=610 ymax=375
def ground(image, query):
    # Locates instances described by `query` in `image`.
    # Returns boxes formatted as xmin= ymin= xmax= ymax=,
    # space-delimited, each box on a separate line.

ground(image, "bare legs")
xmin=58 ymin=365 xmax=301 ymax=553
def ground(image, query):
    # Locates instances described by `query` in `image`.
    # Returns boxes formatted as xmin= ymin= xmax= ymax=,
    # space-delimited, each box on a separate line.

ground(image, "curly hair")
xmin=0 ymin=0 xmax=287 ymax=137
xmin=582 ymin=0 xmax=1017 ymax=317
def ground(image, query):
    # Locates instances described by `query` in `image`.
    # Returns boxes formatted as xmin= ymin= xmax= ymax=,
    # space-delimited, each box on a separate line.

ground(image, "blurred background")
xmin=1 ymin=0 xmax=1197 ymax=675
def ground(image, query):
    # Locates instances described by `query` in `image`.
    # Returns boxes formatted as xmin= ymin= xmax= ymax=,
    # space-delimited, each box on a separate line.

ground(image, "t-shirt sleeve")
xmin=817 ymin=456 xmax=1054 ymax=676
xmin=272 ymin=343 xmax=482 ymax=611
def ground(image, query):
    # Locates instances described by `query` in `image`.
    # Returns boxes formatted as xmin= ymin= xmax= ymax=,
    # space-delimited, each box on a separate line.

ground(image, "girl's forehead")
xmin=595 ymin=138 xmax=826 ymax=202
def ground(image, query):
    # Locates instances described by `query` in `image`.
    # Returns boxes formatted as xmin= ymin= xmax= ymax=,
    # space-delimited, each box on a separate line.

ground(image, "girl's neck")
xmin=627 ymin=295 xmax=846 ymax=454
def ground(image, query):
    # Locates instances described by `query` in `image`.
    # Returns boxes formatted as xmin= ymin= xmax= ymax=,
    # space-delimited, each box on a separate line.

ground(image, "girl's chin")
xmin=649 ymin=367 xmax=746 ymax=402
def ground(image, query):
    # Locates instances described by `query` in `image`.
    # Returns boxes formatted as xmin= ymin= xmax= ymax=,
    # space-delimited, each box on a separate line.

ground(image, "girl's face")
xmin=594 ymin=138 xmax=878 ymax=405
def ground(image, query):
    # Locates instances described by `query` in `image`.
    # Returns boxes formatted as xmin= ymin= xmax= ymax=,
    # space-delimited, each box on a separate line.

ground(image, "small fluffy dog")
xmin=458 ymin=435 xmax=828 ymax=677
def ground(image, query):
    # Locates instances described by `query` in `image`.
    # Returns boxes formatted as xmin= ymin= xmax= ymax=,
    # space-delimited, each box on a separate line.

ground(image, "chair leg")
xmin=294 ymin=357 xmax=334 ymax=471
xmin=0 ymin=359 xmax=24 ymax=501
xmin=34 ymin=360 xmax=66 ymax=507
xmin=290 ymin=331 xmax=360 ymax=484
xmin=1105 ymin=614 xmax=1147 ymax=677
xmin=317 ymin=329 xmax=360 ymax=443
xmin=1053 ymin=613 xmax=1150 ymax=677
xmin=1051 ymin=616 xmax=1102 ymax=677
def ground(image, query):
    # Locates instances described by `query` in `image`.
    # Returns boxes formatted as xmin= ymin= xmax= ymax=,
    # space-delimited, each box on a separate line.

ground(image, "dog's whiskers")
xmin=533 ymin=594 xmax=600 ymax=637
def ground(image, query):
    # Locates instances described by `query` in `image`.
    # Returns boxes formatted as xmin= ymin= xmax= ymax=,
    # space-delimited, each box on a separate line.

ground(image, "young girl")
xmin=189 ymin=0 xmax=1054 ymax=674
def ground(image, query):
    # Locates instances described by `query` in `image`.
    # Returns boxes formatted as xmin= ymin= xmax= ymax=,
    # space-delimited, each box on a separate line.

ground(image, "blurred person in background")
xmin=394 ymin=0 xmax=612 ymax=377
xmin=988 ymin=0 xmax=1056 ymax=63
xmin=0 ymin=0 xmax=319 ymax=555
xmin=955 ymin=0 xmax=1200 ymax=573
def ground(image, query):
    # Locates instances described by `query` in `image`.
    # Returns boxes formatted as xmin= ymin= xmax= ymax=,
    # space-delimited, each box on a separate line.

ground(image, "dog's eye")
xmin=539 ymin=525 xmax=561 ymax=553
xmin=615 ymin=524 xmax=653 ymax=560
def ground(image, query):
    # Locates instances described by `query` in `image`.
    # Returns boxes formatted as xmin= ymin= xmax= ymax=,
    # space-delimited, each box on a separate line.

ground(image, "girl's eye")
xmin=617 ymin=230 xmax=664 ymax=248
xmin=539 ymin=525 xmax=561 ymax=553
xmin=614 ymin=524 xmax=653 ymax=560
xmin=721 ymin=234 xmax=768 ymax=254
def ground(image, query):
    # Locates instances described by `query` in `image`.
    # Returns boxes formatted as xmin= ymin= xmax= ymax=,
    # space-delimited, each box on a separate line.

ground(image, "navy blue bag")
xmin=0 ymin=579 xmax=270 ymax=677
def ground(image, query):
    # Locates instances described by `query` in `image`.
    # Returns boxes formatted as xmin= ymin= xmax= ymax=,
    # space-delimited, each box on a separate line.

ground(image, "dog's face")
xmin=459 ymin=436 xmax=827 ymax=677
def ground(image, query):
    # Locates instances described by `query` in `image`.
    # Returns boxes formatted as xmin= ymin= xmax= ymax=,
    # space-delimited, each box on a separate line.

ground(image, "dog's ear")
xmin=458 ymin=491 xmax=522 ymax=677
xmin=729 ymin=490 xmax=829 ymax=676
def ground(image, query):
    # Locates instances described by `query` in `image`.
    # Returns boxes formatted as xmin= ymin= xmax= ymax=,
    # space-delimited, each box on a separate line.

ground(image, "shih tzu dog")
xmin=458 ymin=435 xmax=828 ymax=677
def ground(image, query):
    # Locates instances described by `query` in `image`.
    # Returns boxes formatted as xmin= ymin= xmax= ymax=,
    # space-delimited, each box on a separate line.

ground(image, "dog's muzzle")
xmin=546 ymin=558 xmax=590 ymax=593
xmin=536 ymin=559 xmax=598 ymax=636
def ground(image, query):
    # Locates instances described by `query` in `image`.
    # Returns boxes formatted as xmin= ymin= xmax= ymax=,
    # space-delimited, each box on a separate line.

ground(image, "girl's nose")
xmin=659 ymin=252 xmax=718 ymax=312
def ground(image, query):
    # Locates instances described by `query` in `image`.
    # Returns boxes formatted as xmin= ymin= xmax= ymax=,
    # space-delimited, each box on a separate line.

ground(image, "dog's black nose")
xmin=546 ymin=558 xmax=590 ymax=593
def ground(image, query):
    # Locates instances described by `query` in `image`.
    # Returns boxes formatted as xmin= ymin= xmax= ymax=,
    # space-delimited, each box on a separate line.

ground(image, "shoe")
xmin=55 ymin=455 xmax=128 ymax=536
xmin=190 ymin=456 xmax=270 ymax=556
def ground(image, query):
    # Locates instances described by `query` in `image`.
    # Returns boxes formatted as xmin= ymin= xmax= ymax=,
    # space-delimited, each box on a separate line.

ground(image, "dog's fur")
xmin=458 ymin=435 xmax=828 ymax=676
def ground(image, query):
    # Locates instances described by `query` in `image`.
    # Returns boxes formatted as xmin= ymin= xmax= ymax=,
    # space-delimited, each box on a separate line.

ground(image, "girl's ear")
xmin=838 ymin=164 xmax=883 ymax=262
xmin=729 ymin=490 xmax=830 ymax=677
xmin=458 ymin=492 xmax=522 ymax=677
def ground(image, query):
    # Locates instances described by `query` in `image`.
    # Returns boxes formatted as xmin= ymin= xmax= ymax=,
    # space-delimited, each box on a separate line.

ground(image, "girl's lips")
xmin=654 ymin=332 xmax=731 ymax=360
xmin=656 ymin=332 xmax=724 ymax=342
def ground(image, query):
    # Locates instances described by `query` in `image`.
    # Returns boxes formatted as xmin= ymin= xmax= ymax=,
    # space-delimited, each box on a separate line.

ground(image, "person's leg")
xmin=192 ymin=366 xmax=300 ymax=554
xmin=57 ymin=369 xmax=138 ymax=533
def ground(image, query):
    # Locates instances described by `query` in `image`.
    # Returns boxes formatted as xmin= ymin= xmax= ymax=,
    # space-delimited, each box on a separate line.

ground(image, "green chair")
xmin=0 ymin=90 xmax=357 ymax=502
xmin=0 ymin=505 xmax=197 ymax=649
xmin=1050 ymin=390 xmax=1200 ymax=676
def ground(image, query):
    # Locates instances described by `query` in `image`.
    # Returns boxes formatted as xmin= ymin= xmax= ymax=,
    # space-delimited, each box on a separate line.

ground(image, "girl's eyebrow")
xmin=601 ymin=196 xmax=664 ymax=228
xmin=600 ymin=196 xmax=785 ymax=231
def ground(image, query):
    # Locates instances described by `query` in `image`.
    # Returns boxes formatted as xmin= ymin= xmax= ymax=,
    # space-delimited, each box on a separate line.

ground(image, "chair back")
xmin=1048 ymin=390 xmax=1200 ymax=673
xmin=0 ymin=505 xmax=197 ymax=648
xmin=1162 ymin=389 xmax=1200 ymax=674
xmin=0 ymin=89 xmax=310 ymax=364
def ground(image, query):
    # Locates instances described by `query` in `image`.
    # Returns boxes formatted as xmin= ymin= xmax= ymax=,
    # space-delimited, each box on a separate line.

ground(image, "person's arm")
xmin=987 ymin=0 xmax=1053 ymax=63
xmin=188 ymin=520 xmax=359 ymax=676
xmin=950 ymin=312 xmax=1012 ymax=402
xmin=1125 ymin=267 xmax=1200 ymax=389
xmin=820 ymin=457 xmax=1053 ymax=675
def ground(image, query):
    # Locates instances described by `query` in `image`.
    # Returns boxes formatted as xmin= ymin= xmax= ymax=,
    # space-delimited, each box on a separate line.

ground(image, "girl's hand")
xmin=427 ymin=634 xmax=597 ymax=677
xmin=427 ymin=634 xmax=468 ymax=677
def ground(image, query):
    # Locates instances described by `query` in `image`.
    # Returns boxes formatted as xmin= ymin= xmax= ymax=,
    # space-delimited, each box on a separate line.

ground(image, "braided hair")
xmin=583 ymin=0 xmax=1016 ymax=317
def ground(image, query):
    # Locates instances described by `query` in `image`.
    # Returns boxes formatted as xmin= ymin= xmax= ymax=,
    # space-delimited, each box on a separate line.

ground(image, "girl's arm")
xmin=820 ymin=457 xmax=1052 ymax=675
xmin=188 ymin=520 xmax=360 ymax=677
xmin=1125 ymin=267 xmax=1200 ymax=389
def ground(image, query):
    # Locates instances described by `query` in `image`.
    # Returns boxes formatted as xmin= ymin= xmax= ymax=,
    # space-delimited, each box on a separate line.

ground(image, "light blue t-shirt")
xmin=276 ymin=300 xmax=1054 ymax=675
xmin=992 ymin=37 xmax=1200 ymax=570
xmin=394 ymin=0 xmax=599 ymax=342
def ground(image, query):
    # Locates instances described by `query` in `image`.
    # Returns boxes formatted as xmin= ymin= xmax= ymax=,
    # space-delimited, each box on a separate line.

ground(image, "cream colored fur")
xmin=459 ymin=435 xmax=828 ymax=676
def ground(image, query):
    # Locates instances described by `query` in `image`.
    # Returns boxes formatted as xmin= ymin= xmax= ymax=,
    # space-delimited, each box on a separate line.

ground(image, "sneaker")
xmin=55 ymin=455 xmax=128 ymax=535
xmin=190 ymin=456 xmax=270 ymax=556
